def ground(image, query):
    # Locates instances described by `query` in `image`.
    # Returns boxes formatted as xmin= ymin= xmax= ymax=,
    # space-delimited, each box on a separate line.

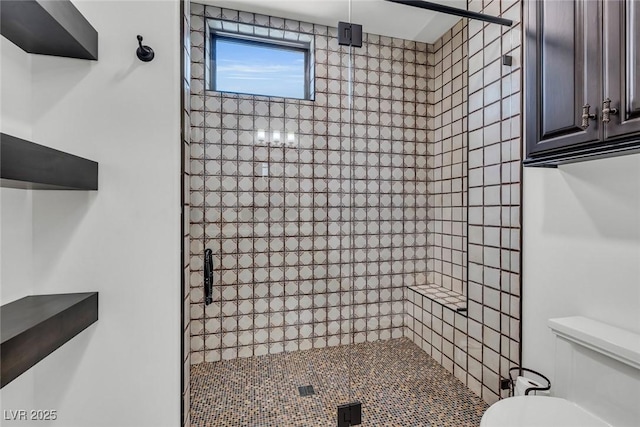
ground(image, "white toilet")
xmin=481 ymin=316 xmax=640 ymax=427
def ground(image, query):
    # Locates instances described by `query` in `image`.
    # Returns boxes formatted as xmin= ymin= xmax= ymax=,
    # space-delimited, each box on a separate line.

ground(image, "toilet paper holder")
xmin=507 ymin=367 xmax=551 ymax=396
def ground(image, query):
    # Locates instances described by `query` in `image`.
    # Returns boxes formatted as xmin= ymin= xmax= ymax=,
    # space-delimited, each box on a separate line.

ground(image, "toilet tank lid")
xmin=548 ymin=316 xmax=640 ymax=370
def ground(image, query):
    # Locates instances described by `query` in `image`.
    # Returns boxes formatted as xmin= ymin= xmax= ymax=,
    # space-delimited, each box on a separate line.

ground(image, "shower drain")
xmin=298 ymin=385 xmax=315 ymax=397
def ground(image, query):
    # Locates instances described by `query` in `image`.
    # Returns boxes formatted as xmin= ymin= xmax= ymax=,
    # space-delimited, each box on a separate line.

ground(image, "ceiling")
xmin=199 ymin=0 xmax=467 ymax=44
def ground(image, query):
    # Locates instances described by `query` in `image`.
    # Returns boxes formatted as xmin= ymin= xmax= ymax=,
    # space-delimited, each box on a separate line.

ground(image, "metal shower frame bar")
xmin=385 ymin=0 xmax=514 ymax=27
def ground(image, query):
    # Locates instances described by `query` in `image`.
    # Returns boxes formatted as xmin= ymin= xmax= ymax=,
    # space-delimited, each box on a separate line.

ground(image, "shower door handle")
xmin=204 ymin=249 xmax=214 ymax=305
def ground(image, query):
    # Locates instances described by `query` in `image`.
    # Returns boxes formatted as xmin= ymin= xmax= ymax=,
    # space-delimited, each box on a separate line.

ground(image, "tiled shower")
xmin=189 ymin=5 xmax=430 ymax=363
xmin=182 ymin=0 xmax=523 ymax=424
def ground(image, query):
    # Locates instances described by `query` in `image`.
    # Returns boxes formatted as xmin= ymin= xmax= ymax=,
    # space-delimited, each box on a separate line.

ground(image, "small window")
xmin=211 ymin=34 xmax=311 ymax=100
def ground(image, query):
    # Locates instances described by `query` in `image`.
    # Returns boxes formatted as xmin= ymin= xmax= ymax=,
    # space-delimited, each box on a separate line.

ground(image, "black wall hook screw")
xmin=136 ymin=35 xmax=154 ymax=62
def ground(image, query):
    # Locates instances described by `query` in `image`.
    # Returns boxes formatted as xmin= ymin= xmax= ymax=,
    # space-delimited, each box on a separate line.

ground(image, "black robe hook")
xmin=136 ymin=35 xmax=154 ymax=62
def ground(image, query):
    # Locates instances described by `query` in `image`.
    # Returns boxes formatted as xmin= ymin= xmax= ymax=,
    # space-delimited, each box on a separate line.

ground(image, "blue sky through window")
xmin=215 ymin=37 xmax=306 ymax=99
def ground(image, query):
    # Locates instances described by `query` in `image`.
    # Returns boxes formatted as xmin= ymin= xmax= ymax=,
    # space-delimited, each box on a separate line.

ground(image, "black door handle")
xmin=204 ymin=249 xmax=214 ymax=305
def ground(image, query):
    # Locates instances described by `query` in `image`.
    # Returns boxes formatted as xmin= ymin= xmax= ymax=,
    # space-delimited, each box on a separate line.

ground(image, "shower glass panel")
xmin=190 ymin=0 xmax=518 ymax=425
xmin=345 ymin=0 xmax=518 ymax=416
xmin=189 ymin=0 xmax=361 ymax=425
xmin=346 ymin=1 xmax=472 ymax=421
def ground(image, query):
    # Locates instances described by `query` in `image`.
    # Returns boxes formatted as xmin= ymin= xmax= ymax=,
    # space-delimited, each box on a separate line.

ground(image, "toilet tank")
xmin=549 ymin=317 xmax=640 ymax=427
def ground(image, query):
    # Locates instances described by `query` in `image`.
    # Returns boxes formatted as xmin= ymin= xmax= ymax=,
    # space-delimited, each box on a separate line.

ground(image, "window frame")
xmin=210 ymin=31 xmax=312 ymax=100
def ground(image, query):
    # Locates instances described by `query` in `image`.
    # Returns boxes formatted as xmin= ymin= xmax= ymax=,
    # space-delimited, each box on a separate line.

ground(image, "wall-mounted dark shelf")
xmin=0 ymin=0 xmax=98 ymax=60
xmin=1 ymin=292 xmax=98 ymax=388
xmin=1 ymin=133 xmax=98 ymax=190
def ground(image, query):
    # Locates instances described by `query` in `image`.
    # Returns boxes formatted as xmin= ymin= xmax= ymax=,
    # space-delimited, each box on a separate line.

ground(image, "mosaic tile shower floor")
xmin=191 ymin=338 xmax=488 ymax=427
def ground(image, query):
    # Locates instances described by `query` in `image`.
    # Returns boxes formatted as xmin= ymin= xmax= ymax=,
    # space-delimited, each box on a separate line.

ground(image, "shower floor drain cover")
xmin=298 ymin=385 xmax=315 ymax=396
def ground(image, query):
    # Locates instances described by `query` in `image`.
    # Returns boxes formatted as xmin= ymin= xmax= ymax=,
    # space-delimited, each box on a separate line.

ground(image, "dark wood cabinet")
xmin=604 ymin=0 xmax=640 ymax=140
xmin=526 ymin=0 xmax=601 ymax=153
xmin=525 ymin=0 xmax=640 ymax=166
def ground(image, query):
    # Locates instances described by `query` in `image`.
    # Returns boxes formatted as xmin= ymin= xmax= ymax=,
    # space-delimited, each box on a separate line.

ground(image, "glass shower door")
xmin=187 ymin=0 xmax=364 ymax=425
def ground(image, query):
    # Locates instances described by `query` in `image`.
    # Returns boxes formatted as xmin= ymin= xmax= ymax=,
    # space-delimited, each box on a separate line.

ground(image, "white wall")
xmin=0 ymin=1 xmax=181 ymax=426
xmin=0 ymin=28 xmax=37 ymax=416
xmin=0 ymin=37 xmax=32 ymax=140
xmin=1 ymin=37 xmax=34 ymax=305
xmin=522 ymin=154 xmax=640 ymax=384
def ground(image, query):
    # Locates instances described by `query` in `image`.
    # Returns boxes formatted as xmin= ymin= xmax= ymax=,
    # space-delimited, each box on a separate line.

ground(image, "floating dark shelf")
xmin=0 ymin=0 xmax=98 ymax=60
xmin=1 ymin=133 xmax=98 ymax=190
xmin=1 ymin=292 xmax=98 ymax=388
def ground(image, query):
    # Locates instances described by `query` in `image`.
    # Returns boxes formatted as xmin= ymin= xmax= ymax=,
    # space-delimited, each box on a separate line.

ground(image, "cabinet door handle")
xmin=602 ymin=98 xmax=619 ymax=124
xmin=581 ymin=104 xmax=597 ymax=129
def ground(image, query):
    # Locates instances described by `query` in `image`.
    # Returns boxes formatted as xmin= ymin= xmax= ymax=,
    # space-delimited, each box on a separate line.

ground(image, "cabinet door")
xmin=525 ymin=0 xmax=601 ymax=156
xmin=604 ymin=0 xmax=640 ymax=140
